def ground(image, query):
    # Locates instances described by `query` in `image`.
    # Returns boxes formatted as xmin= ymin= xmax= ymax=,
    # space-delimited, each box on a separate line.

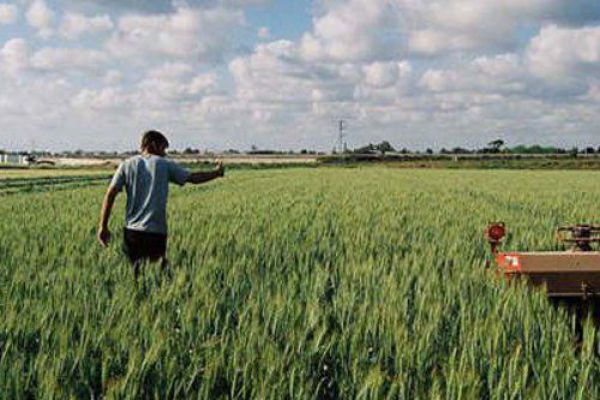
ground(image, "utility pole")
xmin=337 ymin=119 xmax=347 ymax=154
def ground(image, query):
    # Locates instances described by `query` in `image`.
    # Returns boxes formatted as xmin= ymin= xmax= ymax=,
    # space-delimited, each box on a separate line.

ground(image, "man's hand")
xmin=215 ymin=160 xmax=225 ymax=177
xmin=98 ymin=186 xmax=119 ymax=247
xmin=98 ymin=226 xmax=111 ymax=247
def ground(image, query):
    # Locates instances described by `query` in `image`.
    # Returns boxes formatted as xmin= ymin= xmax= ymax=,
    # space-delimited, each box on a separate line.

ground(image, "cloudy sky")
xmin=0 ymin=0 xmax=599 ymax=151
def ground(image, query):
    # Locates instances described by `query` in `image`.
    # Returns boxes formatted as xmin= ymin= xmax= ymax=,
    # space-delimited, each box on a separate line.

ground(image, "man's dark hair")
xmin=141 ymin=130 xmax=169 ymax=152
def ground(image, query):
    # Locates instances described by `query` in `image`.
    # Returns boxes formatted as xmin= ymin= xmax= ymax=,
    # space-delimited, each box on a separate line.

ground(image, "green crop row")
xmin=0 ymin=175 xmax=111 ymax=195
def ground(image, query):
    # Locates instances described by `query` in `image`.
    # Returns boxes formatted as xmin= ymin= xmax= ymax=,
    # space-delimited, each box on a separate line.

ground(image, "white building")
xmin=0 ymin=154 xmax=30 ymax=165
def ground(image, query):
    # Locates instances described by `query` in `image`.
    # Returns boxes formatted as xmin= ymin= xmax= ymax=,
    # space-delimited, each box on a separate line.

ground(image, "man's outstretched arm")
xmin=186 ymin=162 xmax=225 ymax=184
xmin=98 ymin=186 xmax=119 ymax=247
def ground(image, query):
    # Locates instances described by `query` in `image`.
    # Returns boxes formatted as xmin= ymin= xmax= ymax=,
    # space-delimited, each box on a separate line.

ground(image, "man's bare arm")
xmin=186 ymin=162 xmax=225 ymax=185
xmin=97 ymin=186 xmax=119 ymax=247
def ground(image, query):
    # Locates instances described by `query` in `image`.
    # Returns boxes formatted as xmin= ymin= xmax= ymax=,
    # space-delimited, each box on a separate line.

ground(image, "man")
xmin=98 ymin=130 xmax=224 ymax=276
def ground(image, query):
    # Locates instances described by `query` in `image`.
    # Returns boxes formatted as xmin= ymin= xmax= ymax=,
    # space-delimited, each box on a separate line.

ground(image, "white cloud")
xmin=127 ymin=62 xmax=219 ymax=115
xmin=228 ymin=38 xmax=415 ymax=131
xmin=71 ymin=87 xmax=128 ymax=110
xmin=0 ymin=73 xmax=78 ymax=148
xmin=0 ymin=38 xmax=30 ymax=75
xmin=146 ymin=62 xmax=193 ymax=81
xmin=0 ymin=3 xmax=18 ymax=25
xmin=59 ymin=12 xmax=113 ymax=40
xmin=106 ymin=5 xmax=243 ymax=61
xmin=188 ymin=72 xmax=218 ymax=95
xmin=303 ymin=0 xmax=516 ymax=62
xmin=221 ymin=0 xmax=268 ymax=5
xmin=31 ymin=47 xmax=109 ymax=71
xmin=299 ymin=0 xmax=600 ymax=61
xmin=584 ymin=82 xmax=600 ymax=102
xmin=300 ymin=0 xmax=396 ymax=62
xmin=103 ymin=69 xmax=122 ymax=85
xmin=191 ymin=94 xmax=240 ymax=119
xmin=26 ymin=0 xmax=54 ymax=38
xmin=408 ymin=29 xmax=481 ymax=56
xmin=472 ymin=54 xmax=523 ymax=78
xmin=419 ymin=54 xmax=526 ymax=96
xmin=419 ymin=69 xmax=452 ymax=93
xmin=230 ymin=40 xmax=317 ymax=105
xmin=404 ymin=0 xmax=599 ymax=55
xmin=227 ymin=39 xmax=359 ymax=137
xmin=363 ymin=61 xmax=411 ymax=88
xmin=527 ymin=24 xmax=600 ymax=82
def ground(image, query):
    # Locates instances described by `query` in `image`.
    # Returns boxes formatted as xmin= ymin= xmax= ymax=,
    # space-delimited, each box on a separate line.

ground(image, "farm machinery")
xmin=486 ymin=223 xmax=600 ymax=299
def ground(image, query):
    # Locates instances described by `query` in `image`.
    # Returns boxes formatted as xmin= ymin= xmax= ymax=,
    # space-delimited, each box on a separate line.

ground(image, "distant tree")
xmin=425 ymin=148 xmax=434 ymax=155
xmin=247 ymin=147 xmax=285 ymax=155
xmin=353 ymin=143 xmax=375 ymax=154
xmin=182 ymin=147 xmax=198 ymax=155
xmin=584 ymin=147 xmax=595 ymax=154
xmin=569 ymin=147 xmax=579 ymax=157
xmin=353 ymin=141 xmax=396 ymax=154
xmin=489 ymin=139 xmax=504 ymax=147
xmin=486 ymin=139 xmax=505 ymax=153
xmin=300 ymin=149 xmax=317 ymax=155
xmin=451 ymin=147 xmax=470 ymax=154
xmin=378 ymin=141 xmax=396 ymax=153
xmin=509 ymin=145 xmax=568 ymax=154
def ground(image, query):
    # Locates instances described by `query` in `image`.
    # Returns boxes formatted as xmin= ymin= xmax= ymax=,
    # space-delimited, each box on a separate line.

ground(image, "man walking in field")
xmin=98 ymin=130 xmax=224 ymax=276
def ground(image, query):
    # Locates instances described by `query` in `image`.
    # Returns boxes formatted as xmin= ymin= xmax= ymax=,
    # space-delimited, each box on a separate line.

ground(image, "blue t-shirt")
xmin=110 ymin=155 xmax=190 ymax=235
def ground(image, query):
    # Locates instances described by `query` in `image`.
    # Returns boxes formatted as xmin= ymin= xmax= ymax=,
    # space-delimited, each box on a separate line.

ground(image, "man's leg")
xmin=148 ymin=254 xmax=170 ymax=279
xmin=133 ymin=259 xmax=143 ymax=281
xmin=150 ymin=233 xmax=170 ymax=278
xmin=161 ymin=257 xmax=172 ymax=281
xmin=123 ymin=228 xmax=144 ymax=281
xmin=124 ymin=229 xmax=170 ymax=282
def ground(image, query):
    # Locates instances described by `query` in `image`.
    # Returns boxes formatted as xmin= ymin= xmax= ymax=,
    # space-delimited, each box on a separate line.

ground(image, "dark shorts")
xmin=122 ymin=228 xmax=167 ymax=264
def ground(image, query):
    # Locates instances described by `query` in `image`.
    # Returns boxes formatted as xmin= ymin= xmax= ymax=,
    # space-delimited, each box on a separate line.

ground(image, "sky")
xmin=0 ymin=0 xmax=600 ymax=151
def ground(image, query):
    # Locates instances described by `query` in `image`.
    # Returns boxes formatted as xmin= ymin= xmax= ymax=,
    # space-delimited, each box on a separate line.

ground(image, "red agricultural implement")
xmin=486 ymin=223 xmax=600 ymax=299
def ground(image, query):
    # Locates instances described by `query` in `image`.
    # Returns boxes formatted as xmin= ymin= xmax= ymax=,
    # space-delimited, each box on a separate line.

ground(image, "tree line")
xmin=349 ymin=140 xmax=600 ymax=156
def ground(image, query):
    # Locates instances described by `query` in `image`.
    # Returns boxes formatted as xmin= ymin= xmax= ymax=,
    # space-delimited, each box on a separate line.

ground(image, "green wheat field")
xmin=2 ymin=167 xmax=600 ymax=398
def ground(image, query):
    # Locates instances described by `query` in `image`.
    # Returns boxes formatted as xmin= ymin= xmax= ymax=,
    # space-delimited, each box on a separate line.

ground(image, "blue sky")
xmin=0 ymin=0 xmax=599 ymax=151
xmin=246 ymin=0 xmax=312 ymax=41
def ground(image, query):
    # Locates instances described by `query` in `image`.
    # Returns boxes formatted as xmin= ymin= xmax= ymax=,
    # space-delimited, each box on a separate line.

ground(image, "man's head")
xmin=141 ymin=130 xmax=169 ymax=156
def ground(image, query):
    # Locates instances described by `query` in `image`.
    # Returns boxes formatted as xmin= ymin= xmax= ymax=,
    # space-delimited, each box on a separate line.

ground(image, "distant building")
xmin=0 ymin=153 xmax=30 ymax=165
